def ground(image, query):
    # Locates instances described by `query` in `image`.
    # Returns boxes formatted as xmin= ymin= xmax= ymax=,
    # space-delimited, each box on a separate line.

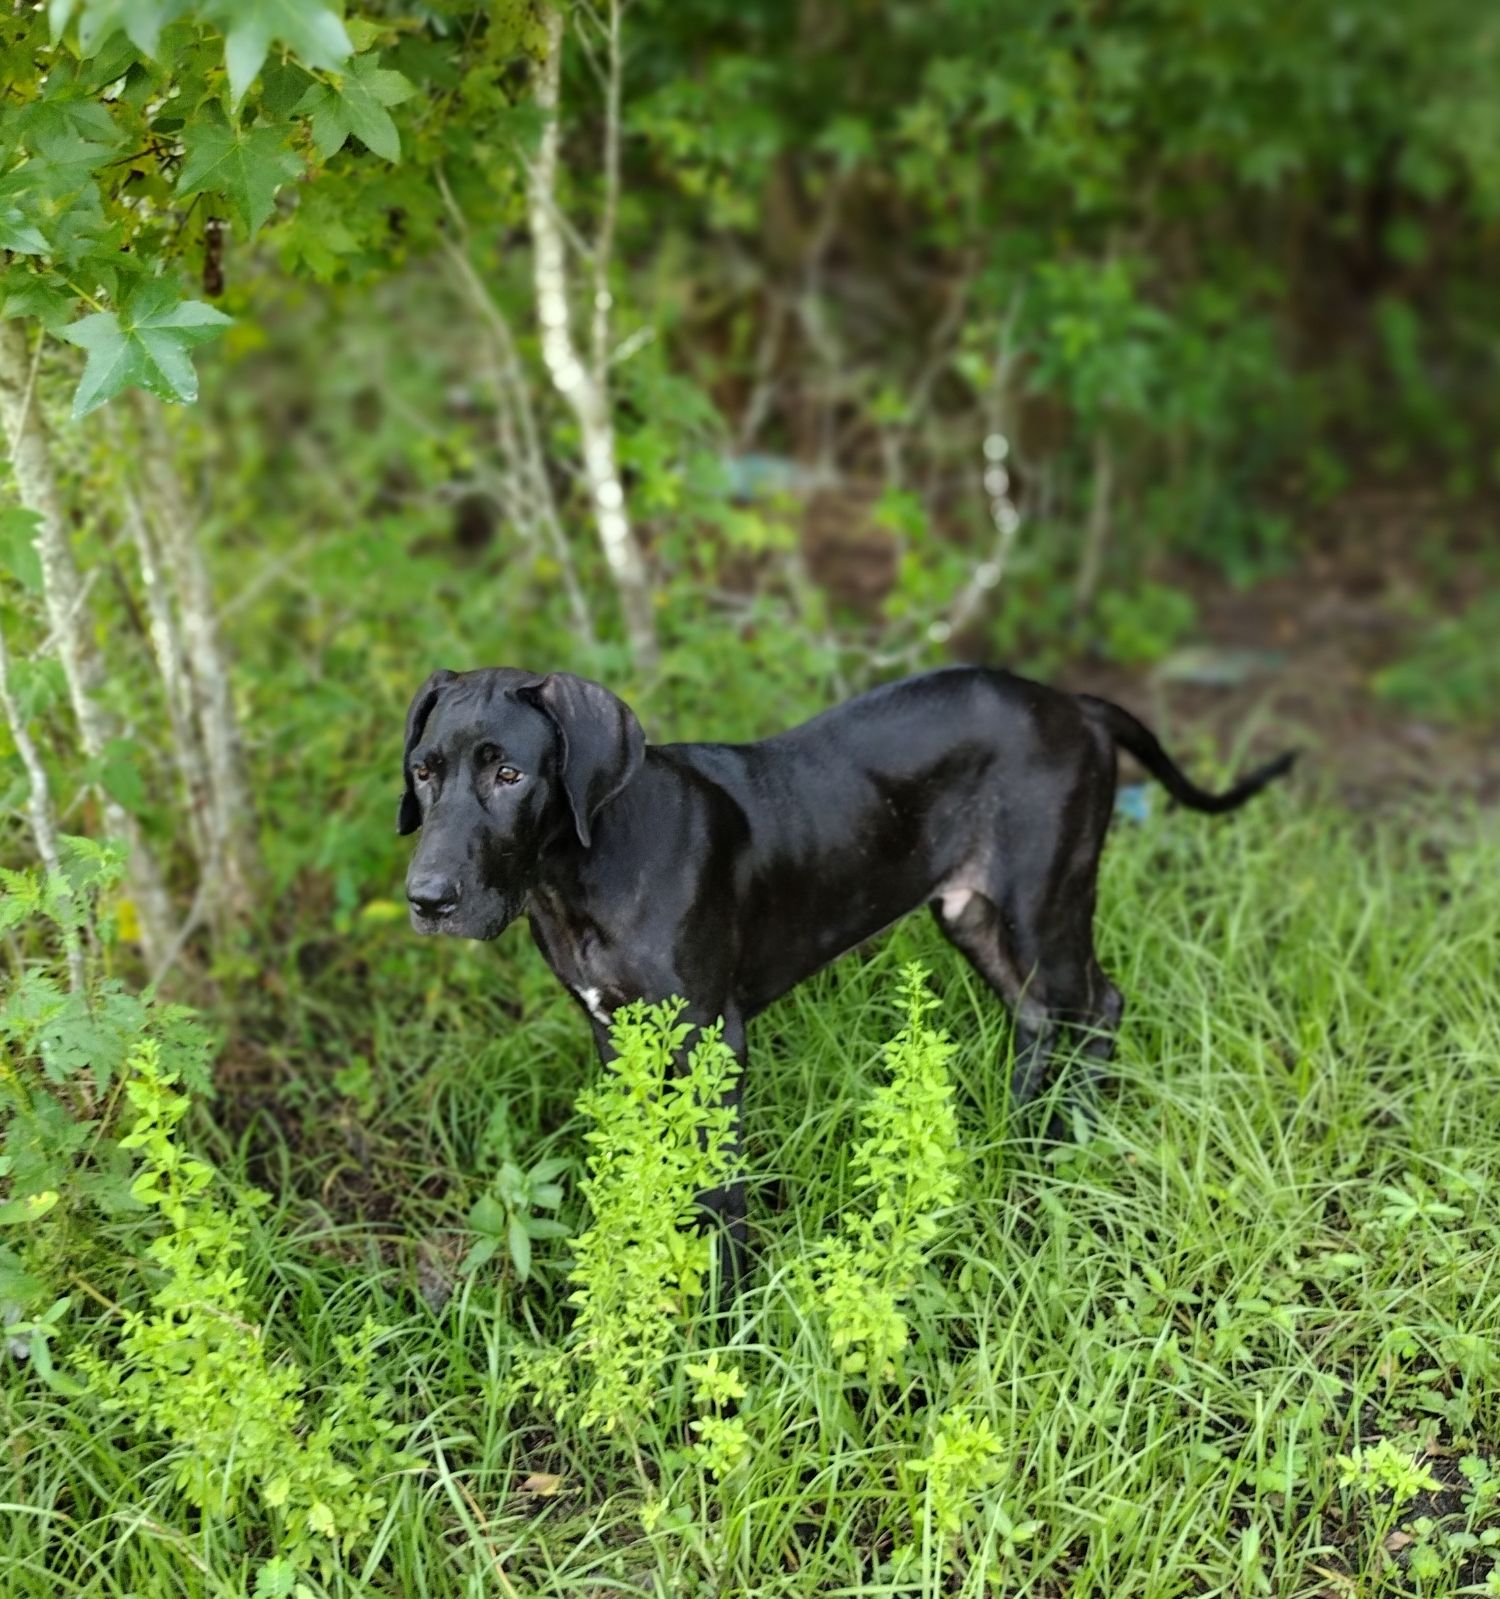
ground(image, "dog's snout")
xmin=407 ymin=874 xmax=460 ymax=919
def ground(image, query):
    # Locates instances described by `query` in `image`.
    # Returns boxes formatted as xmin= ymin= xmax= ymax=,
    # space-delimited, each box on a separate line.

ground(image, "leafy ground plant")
xmin=1373 ymin=591 xmax=1500 ymax=727
xmin=809 ymin=962 xmax=964 ymax=1378
xmin=516 ymin=998 xmax=741 ymax=1434
xmin=459 ymin=1102 xmax=569 ymax=1285
xmin=79 ymin=1037 xmax=414 ymax=1585
xmin=0 ymin=856 xmax=413 ymax=1595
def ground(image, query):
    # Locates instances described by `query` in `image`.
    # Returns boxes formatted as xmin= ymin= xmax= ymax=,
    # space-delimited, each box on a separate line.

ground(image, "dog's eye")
xmin=496 ymin=766 xmax=522 ymax=786
xmin=413 ymin=764 xmax=431 ymax=782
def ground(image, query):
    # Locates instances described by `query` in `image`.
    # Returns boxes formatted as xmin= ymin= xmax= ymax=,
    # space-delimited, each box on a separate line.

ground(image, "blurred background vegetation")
xmin=2 ymin=0 xmax=1498 ymax=958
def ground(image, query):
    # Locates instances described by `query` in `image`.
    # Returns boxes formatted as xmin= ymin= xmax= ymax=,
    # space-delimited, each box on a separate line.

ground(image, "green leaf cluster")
xmin=0 ymin=841 xmax=214 ymax=1307
xmin=1 ymin=0 xmax=425 ymax=415
xmin=516 ymin=999 xmax=742 ymax=1434
xmin=0 ymin=853 xmax=414 ymax=1590
xmin=809 ymin=963 xmax=964 ymax=1377
xmin=461 ymin=1147 xmax=569 ymax=1283
xmin=76 ymin=1039 xmax=416 ymax=1581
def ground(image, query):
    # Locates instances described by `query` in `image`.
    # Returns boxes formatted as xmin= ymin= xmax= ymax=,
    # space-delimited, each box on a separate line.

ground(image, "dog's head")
xmin=397 ymin=667 xmax=644 ymax=939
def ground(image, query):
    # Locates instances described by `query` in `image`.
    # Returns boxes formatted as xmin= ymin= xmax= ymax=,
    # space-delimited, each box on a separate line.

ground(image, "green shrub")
xmin=1095 ymin=580 xmax=1198 ymax=666
xmin=1 ymin=852 xmax=414 ymax=1592
xmin=808 ymin=963 xmax=965 ymax=1378
xmin=902 ymin=1409 xmax=1041 ymax=1573
xmin=1373 ymin=592 xmax=1500 ymax=727
xmin=0 ymin=843 xmax=213 ymax=1325
xmin=517 ymin=998 xmax=741 ymax=1434
xmin=78 ymin=1038 xmax=413 ymax=1582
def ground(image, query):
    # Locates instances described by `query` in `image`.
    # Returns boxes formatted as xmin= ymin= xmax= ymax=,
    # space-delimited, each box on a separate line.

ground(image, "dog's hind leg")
xmin=1026 ymin=920 xmax=1125 ymax=1131
xmin=1077 ymin=959 xmax=1125 ymax=1085
xmin=930 ymin=889 xmax=1057 ymax=1105
xmin=996 ymin=848 xmax=1125 ymax=1122
xmin=993 ymin=721 xmax=1126 ymax=1119
xmin=934 ymin=809 xmax=1123 ymax=1121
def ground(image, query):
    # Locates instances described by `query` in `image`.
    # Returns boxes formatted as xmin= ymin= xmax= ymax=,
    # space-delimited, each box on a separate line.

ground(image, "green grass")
xmin=5 ymin=790 xmax=1500 ymax=1597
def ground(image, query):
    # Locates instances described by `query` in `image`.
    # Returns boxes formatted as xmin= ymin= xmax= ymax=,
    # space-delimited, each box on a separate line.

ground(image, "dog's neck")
xmin=524 ymin=760 xmax=663 ymax=981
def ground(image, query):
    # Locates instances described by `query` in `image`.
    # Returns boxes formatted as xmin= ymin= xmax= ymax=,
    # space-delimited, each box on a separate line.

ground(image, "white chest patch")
xmin=577 ymin=986 xmax=612 ymax=1027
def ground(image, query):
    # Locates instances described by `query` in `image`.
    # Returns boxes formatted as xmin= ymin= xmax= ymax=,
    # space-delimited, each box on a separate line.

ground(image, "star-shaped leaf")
xmin=59 ymin=280 xmax=232 ymax=418
xmin=26 ymin=127 xmax=119 ymax=197
xmin=201 ymin=0 xmax=353 ymax=107
xmin=0 ymin=206 xmax=47 ymax=255
xmin=0 ymin=268 xmax=76 ymax=329
xmin=177 ymin=117 xmax=301 ymax=235
xmin=297 ymin=54 xmax=416 ymax=164
xmin=50 ymin=0 xmax=190 ymax=56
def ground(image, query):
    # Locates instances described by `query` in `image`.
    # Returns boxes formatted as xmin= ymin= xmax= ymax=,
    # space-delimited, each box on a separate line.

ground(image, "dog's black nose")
xmin=407 ymin=875 xmax=459 ymax=918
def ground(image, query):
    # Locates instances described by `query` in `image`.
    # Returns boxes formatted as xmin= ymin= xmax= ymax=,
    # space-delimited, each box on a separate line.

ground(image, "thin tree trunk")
xmin=589 ymin=0 xmax=623 ymax=383
xmin=118 ymin=462 xmax=214 ymax=877
xmin=528 ymin=4 xmax=657 ymax=671
xmin=0 ymin=319 xmax=173 ymax=970
xmin=133 ymin=398 xmax=259 ymax=919
xmin=0 ymin=613 xmax=86 ymax=994
xmin=942 ymin=304 xmax=1026 ymax=643
xmin=434 ymin=196 xmax=596 ymax=649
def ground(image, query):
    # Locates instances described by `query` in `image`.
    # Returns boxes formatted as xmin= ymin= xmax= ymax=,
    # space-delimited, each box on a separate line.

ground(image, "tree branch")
xmin=436 ymin=171 xmax=597 ymax=650
xmin=115 ymin=438 xmax=214 ymax=880
xmin=589 ymin=0 xmax=623 ymax=381
xmin=0 ymin=319 xmax=174 ymax=970
xmin=528 ymin=3 xmax=657 ymax=670
xmin=133 ymin=397 xmax=260 ymax=920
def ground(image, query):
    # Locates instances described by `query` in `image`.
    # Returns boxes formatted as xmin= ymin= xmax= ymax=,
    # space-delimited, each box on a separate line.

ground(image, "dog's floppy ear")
xmin=397 ymin=669 xmax=457 ymax=835
xmin=519 ymin=672 xmax=644 ymax=847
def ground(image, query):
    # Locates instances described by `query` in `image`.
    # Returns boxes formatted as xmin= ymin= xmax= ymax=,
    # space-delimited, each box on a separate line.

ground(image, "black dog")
xmin=399 ymin=666 xmax=1294 ymax=1282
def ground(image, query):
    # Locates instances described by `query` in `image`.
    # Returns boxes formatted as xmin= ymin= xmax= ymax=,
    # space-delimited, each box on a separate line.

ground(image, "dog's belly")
xmin=734 ymin=910 xmax=920 ymax=1017
xmin=731 ymin=822 xmax=973 ymax=1016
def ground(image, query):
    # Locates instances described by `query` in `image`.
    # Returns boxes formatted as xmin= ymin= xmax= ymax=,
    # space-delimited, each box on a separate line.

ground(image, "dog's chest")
xmin=572 ymin=984 xmax=613 ymax=1027
xmin=527 ymin=904 xmax=625 ymax=1026
xmin=565 ymin=963 xmax=631 ymax=1032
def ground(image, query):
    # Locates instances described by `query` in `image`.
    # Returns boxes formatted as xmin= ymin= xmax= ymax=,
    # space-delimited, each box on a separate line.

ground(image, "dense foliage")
xmin=1 ymin=0 xmax=1497 ymax=1593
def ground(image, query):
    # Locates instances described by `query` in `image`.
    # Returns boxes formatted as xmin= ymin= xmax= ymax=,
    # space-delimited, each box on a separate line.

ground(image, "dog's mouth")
xmin=407 ymin=902 xmax=519 ymax=941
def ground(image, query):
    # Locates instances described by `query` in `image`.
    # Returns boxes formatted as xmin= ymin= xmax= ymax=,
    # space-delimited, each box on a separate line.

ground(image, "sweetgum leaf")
xmin=59 ymin=280 xmax=231 ymax=417
xmin=297 ymin=54 xmax=415 ymax=163
xmin=177 ymin=116 xmax=302 ymax=235
xmin=201 ymin=0 xmax=352 ymax=107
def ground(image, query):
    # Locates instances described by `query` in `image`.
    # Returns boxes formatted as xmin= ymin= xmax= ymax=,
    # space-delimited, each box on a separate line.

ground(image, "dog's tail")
xmin=1080 ymin=694 xmax=1298 ymax=815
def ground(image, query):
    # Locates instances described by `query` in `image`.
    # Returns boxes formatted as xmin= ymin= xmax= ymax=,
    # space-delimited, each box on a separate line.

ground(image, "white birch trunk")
xmin=528 ymin=4 xmax=658 ymax=671
xmin=438 ymin=224 xmax=596 ymax=647
xmin=0 ymin=319 xmax=173 ymax=970
xmin=119 ymin=465 xmax=214 ymax=876
xmin=134 ymin=400 xmax=259 ymax=917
